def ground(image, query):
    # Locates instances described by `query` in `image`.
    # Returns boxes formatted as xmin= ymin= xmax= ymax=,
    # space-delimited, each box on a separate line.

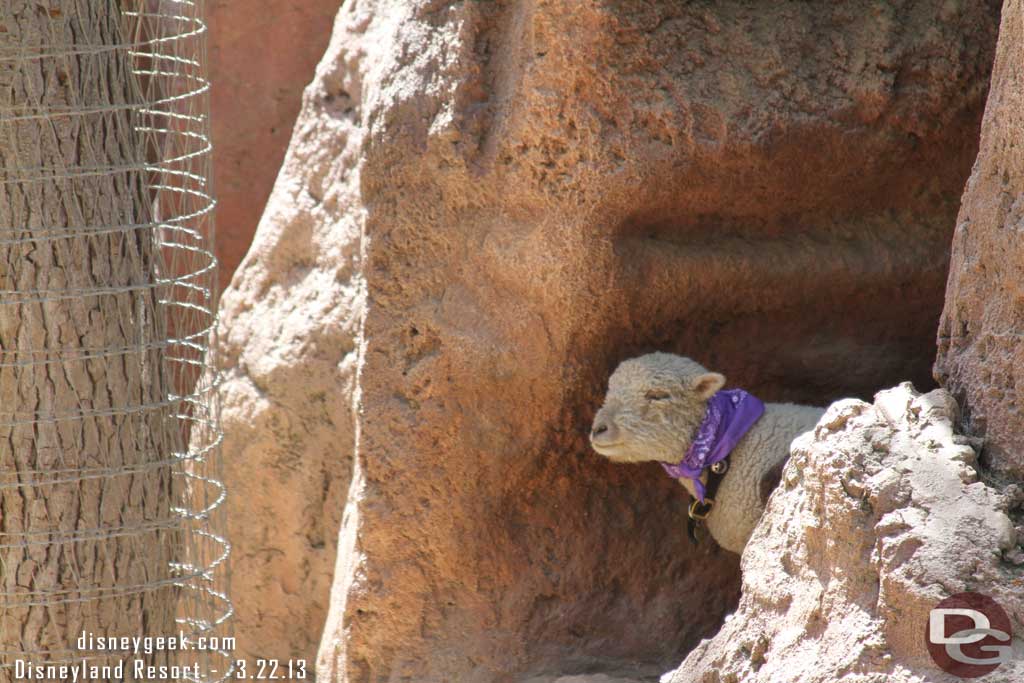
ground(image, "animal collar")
xmin=660 ymin=388 xmax=766 ymax=504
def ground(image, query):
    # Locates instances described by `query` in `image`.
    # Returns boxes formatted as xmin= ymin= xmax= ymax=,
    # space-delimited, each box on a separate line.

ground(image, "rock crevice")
xmin=215 ymin=0 xmax=1002 ymax=679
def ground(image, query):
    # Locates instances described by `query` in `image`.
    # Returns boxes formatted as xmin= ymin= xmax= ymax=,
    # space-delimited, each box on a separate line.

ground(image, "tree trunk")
xmin=0 ymin=1 xmax=180 ymax=678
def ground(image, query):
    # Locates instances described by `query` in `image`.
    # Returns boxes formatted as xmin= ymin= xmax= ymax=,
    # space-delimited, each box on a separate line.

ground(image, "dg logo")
xmin=926 ymin=592 xmax=1013 ymax=678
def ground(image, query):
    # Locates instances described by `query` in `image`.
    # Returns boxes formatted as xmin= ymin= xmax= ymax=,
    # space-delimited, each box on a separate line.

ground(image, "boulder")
xmin=207 ymin=0 xmax=347 ymax=663
xmin=215 ymin=0 xmax=1000 ymax=677
xmin=208 ymin=0 xmax=340 ymax=293
xmin=664 ymin=384 xmax=1023 ymax=683
xmin=936 ymin=0 xmax=1024 ymax=480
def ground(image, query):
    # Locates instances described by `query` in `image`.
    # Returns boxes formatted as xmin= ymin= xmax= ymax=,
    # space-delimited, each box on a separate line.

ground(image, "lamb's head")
xmin=590 ymin=353 xmax=725 ymax=464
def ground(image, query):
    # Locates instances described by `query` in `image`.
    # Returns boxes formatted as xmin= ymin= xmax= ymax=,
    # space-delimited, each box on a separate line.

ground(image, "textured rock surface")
xmin=665 ymin=384 xmax=1024 ymax=683
xmin=215 ymin=0 xmax=1001 ymax=677
xmin=209 ymin=0 xmax=350 ymax=662
xmin=527 ymin=676 xmax=645 ymax=683
xmin=208 ymin=0 xmax=339 ymax=292
xmin=935 ymin=0 xmax=1024 ymax=480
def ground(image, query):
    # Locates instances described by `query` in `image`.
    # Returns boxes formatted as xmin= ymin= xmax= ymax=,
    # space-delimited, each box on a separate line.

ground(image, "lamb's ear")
xmin=691 ymin=372 xmax=725 ymax=399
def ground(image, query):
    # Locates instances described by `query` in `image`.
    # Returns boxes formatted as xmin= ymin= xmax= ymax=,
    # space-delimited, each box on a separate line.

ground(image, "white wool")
xmin=591 ymin=352 xmax=825 ymax=554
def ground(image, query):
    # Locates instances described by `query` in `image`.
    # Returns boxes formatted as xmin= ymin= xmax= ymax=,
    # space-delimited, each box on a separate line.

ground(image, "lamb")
xmin=590 ymin=352 xmax=825 ymax=554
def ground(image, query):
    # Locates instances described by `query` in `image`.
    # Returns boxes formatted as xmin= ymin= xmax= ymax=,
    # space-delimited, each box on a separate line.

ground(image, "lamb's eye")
xmin=645 ymin=389 xmax=671 ymax=401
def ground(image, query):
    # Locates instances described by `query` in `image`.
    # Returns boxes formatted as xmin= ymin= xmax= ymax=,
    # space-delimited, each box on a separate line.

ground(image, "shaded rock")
xmin=935 ymin=0 xmax=1024 ymax=479
xmin=529 ymin=676 xmax=647 ymax=683
xmin=664 ymin=384 xmax=1024 ymax=683
xmin=208 ymin=0 xmax=339 ymax=293
xmin=215 ymin=0 xmax=1000 ymax=677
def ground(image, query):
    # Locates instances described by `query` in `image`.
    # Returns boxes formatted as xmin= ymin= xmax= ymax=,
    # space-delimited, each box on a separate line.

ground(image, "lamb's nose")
xmin=591 ymin=422 xmax=609 ymax=438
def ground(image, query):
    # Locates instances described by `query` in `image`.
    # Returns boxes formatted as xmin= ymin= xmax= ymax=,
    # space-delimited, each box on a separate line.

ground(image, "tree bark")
xmin=0 ymin=1 xmax=180 ymax=678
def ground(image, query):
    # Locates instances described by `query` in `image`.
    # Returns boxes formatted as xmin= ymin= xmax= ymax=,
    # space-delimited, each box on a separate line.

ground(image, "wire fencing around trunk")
xmin=0 ymin=1 xmax=231 ymax=680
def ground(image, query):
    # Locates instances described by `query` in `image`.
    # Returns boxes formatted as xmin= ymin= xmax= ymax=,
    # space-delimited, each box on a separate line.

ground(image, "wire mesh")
xmin=0 ymin=1 xmax=231 ymax=681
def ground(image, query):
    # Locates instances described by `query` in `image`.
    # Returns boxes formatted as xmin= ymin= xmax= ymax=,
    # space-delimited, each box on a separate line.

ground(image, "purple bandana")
xmin=660 ymin=389 xmax=765 ymax=502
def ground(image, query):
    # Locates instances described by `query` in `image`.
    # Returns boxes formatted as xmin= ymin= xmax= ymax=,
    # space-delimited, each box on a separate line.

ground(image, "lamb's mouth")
xmin=590 ymin=440 xmax=625 ymax=455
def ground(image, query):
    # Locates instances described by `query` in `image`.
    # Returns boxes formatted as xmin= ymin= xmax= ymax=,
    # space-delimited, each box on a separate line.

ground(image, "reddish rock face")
xmin=216 ymin=0 xmax=1000 ymax=679
xmin=936 ymin=0 xmax=1024 ymax=480
xmin=207 ymin=0 xmax=339 ymax=294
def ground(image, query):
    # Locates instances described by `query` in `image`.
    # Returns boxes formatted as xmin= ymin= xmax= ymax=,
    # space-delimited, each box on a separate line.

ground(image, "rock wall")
xmin=664 ymin=384 xmax=1024 ymax=683
xmin=208 ymin=0 xmax=339 ymax=292
xmin=215 ymin=0 xmax=1001 ymax=678
xmin=935 ymin=0 xmax=1024 ymax=480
